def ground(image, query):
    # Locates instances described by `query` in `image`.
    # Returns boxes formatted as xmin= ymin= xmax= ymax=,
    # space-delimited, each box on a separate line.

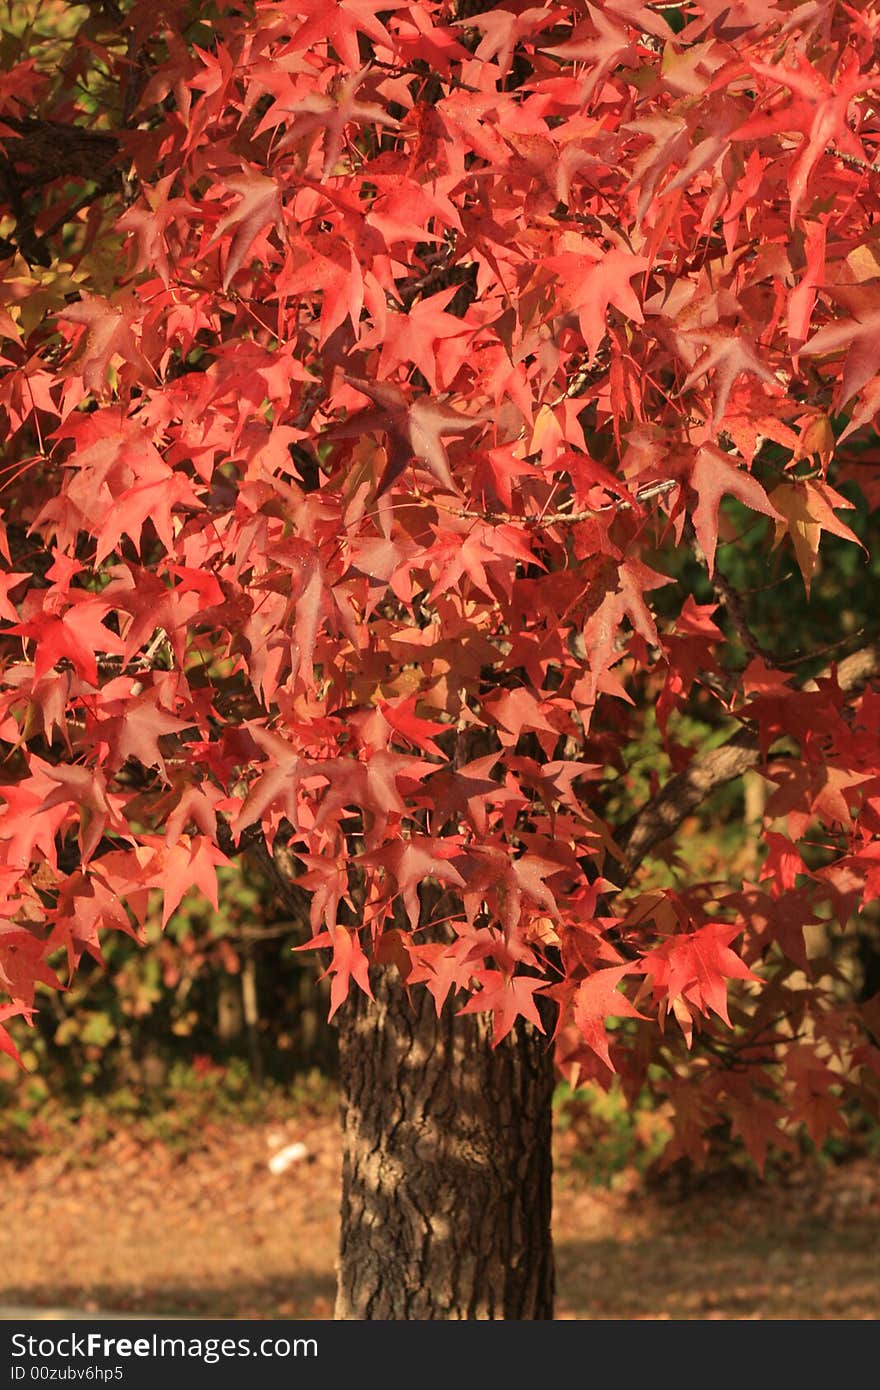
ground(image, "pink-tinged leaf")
xmin=0 ymin=1002 xmax=29 ymax=1067
xmin=326 ymin=926 xmax=374 ymax=1020
xmin=289 ymin=0 xmax=394 ymax=70
xmin=339 ymin=377 xmax=490 ymax=495
xmin=457 ymin=969 xmax=548 ymax=1045
xmin=681 ymin=330 xmax=780 ymax=429
xmin=214 ymin=168 xmax=284 ymax=291
xmin=59 ymin=294 xmax=151 ymax=394
xmin=643 ymin=923 xmax=759 ymax=1027
xmin=572 ymin=965 xmax=645 ymax=1070
xmin=690 ymin=445 xmax=781 ymax=575
xmin=153 ymin=836 xmax=230 ymax=927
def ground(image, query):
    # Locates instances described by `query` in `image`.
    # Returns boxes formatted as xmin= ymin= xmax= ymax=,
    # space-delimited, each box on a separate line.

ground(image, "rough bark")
xmin=335 ymin=964 xmax=555 ymax=1320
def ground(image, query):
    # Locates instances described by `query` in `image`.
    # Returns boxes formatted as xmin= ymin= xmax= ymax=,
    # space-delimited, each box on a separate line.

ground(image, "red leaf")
xmin=572 ymin=965 xmax=645 ymax=1070
xmin=326 ymin=926 xmax=373 ymax=1021
xmin=689 ymin=445 xmax=781 ymax=575
xmin=213 ymin=167 xmax=284 ymax=291
xmin=643 ymin=924 xmax=759 ymax=1027
xmin=457 ymin=970 xmax=548 ymax=1046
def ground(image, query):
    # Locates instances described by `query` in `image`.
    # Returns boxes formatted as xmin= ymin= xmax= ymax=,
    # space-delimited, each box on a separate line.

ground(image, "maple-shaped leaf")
xmin=289 ymin=0 xmax=394 ymax=70
xmin=424 ymin=520 xmax=536 ymax=604
xmin=788 ymin=217 xmax=827 ymax=349
xmin=457 ymin=969 xmax=548 ymax=1046
xmin=545 ymin=246 xmax=648 ymax=361
xmin=0 ymin=922 xmax=60 ymax=1007
xmin=96 ymin=680 xmax=191 ymax=779
xmin=768 ymin=478 xmax=862 ymax=592
xmin=367 ymin=287 xmax=473 ymax=392
xmin=784 ymin=1044 xmax=849 ymax=1148
xmin=275 ymin=236 xmax=364 ymax=347
xmin=764 ymin=762 xmax=868 ymax=835
xmin=380 ymin=695 xmax=448 ymax=756
xmin=643 ymin=923 xmax=759 ymax=1027
xmin=267 ymin=66 xmax=399 ymax=181
xmin=688 ymin=444 xmax=781 ymax=575
xmin=59 ymin=294 xmax=151 ymax=395
xmin=101 ymin=566 xmax=202 ymax=668
xmin=729 ymin=884 xmax=817 ymax=971
xmin=281 ymin=543 xmax=329 ymax=691
xmin=572 ymin=964 xmax=645 ymax=1070
xmin=37 ymin=761 xmax=131 ymax=864
xmin=681 ymin=328 xmax=780 ymax=428
xmin=540 ymin=5 xmax=638 ymax=104
xmin=0 ymin=772 xmax=69 ymax=871
xmin=32 ymin=416 xmax=201 ymax=564
xmin=234 ymin=727 xmax=308 ymax=835
xmin=339 ymin=376 xmax=489 ymax=494
xmin=743 ymin=49 xmax=880 ymax=225
xmin=311 ymin=748 xmax=436 ymax=848
xmin=291 ymin=854 xmax=352 ymax=937
xmin=725 ymin=1084 xmax=794 ymax=1175
xmin=798 ymin=285 xmax=880 ymax=407
xmin=149 ymin=835 xmax=229 ymax=927
xmin=6 ymin=595 xmax=124 ymax=687
xmin=325 ymin=926 xmax=373 ymax=1021
xmin=162 ymin=780 xmax=224 ymax=846
xmin=579 ymin=558 xmax=670 ymax=713
xmin=482 ymin=687 xmax=561 ymax=747
xmin=425 ymin=752 xmax=520 ymax=836
xmin=460 ymin=6 xmax=559 ymax=79
xmin=394 ymin=9 xmax=470 ymax=73
xmin=213 ymin=167 xmax=285 ymax=291
xmin=115 ymin=173 xmax=197 ymax=286
xmin=0 ymin=571 xmax=28 ymax=622
xmin=407 ymin=934 xmax=485 ymax=1014
xmin=359 ymin=836 xmax=466 ymax=929
xmin=0 ymin=1002 xmax=29 ymax=1067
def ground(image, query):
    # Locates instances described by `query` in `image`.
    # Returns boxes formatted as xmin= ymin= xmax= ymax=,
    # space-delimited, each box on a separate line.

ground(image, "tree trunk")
xmin=335 ymin=964 xmax=555 ymax=1320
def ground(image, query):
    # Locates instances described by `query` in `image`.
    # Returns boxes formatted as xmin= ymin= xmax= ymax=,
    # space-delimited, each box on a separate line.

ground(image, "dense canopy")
xmin=1 ymin=0 xmax=879 ymax=1169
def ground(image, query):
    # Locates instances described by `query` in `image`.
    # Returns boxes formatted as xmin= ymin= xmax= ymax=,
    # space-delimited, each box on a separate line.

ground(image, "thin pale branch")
xmin=829 ymin=145 xmax=880 ymax=176
xmin=457 ymin=478 xmax=677 ymax=527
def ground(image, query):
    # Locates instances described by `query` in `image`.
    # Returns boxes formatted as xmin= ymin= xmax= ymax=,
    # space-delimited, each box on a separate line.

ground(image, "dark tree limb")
xmin=0 ymin=118 xmax=122 ymax=265
xmin=0 ymin=117 xmax=119 ymax=185
xmin=216 ymin=817 xmax=310 ymax=922
xmin=616 ymin=640 xmax=880 ymax=884
xmin=683 ymin=517 xmax=778 ymax=667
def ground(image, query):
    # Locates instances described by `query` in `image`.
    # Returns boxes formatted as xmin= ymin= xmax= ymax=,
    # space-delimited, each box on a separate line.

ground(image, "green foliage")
xmin=554 ymin=1080 xmax=672 ymax=1187
xmin=0 ymin=1057 xmax=336 ymax=1163
xmin=7 ymin=856 xmax=333 ymax=1097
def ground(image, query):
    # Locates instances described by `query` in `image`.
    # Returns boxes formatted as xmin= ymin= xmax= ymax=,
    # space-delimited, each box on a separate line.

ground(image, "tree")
xmin=1 ymin=0 xmax=880 ymax=1320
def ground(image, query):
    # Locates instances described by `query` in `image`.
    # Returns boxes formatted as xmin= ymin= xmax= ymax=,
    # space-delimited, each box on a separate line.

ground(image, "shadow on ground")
xmin=2 ymin=1116 xmax=879 ymax=1320
xmin=0 ymin=1272 xmax=338 ymax=1321
xmin=554 ymin=1217 xmax=880 ymax=1319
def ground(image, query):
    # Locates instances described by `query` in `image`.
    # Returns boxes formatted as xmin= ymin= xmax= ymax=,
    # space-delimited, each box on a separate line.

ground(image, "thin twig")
xmin=683 ymin=516 xmax=778 ymax=667
xmin=456 ymin=478 xmax=677 ymax=527
xmin=829 ymin=145 xmax=880 ymax=176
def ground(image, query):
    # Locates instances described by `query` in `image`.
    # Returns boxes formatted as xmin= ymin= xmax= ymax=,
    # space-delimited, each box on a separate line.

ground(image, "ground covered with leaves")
xmin=1 ymin=1100 xmax=877 ymax=1321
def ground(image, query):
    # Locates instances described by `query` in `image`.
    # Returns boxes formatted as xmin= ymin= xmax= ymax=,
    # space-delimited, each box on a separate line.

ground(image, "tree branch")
xmin=0 ymin=118 xmax=122 ymax=264
xmin=829 ymin=145 xmax=880 ymax=176
xmin=215 ymin=817 xmax=310 ymax=921
xmin=616 ymin=640 xmax=880 ymax=884
xmin=455 ymin=478 xmax=677 ymax=527
xmin=0 ymin=117 xmax=119 ymax=185
xmin=683 ymin=516 xmax=778 ymax=666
